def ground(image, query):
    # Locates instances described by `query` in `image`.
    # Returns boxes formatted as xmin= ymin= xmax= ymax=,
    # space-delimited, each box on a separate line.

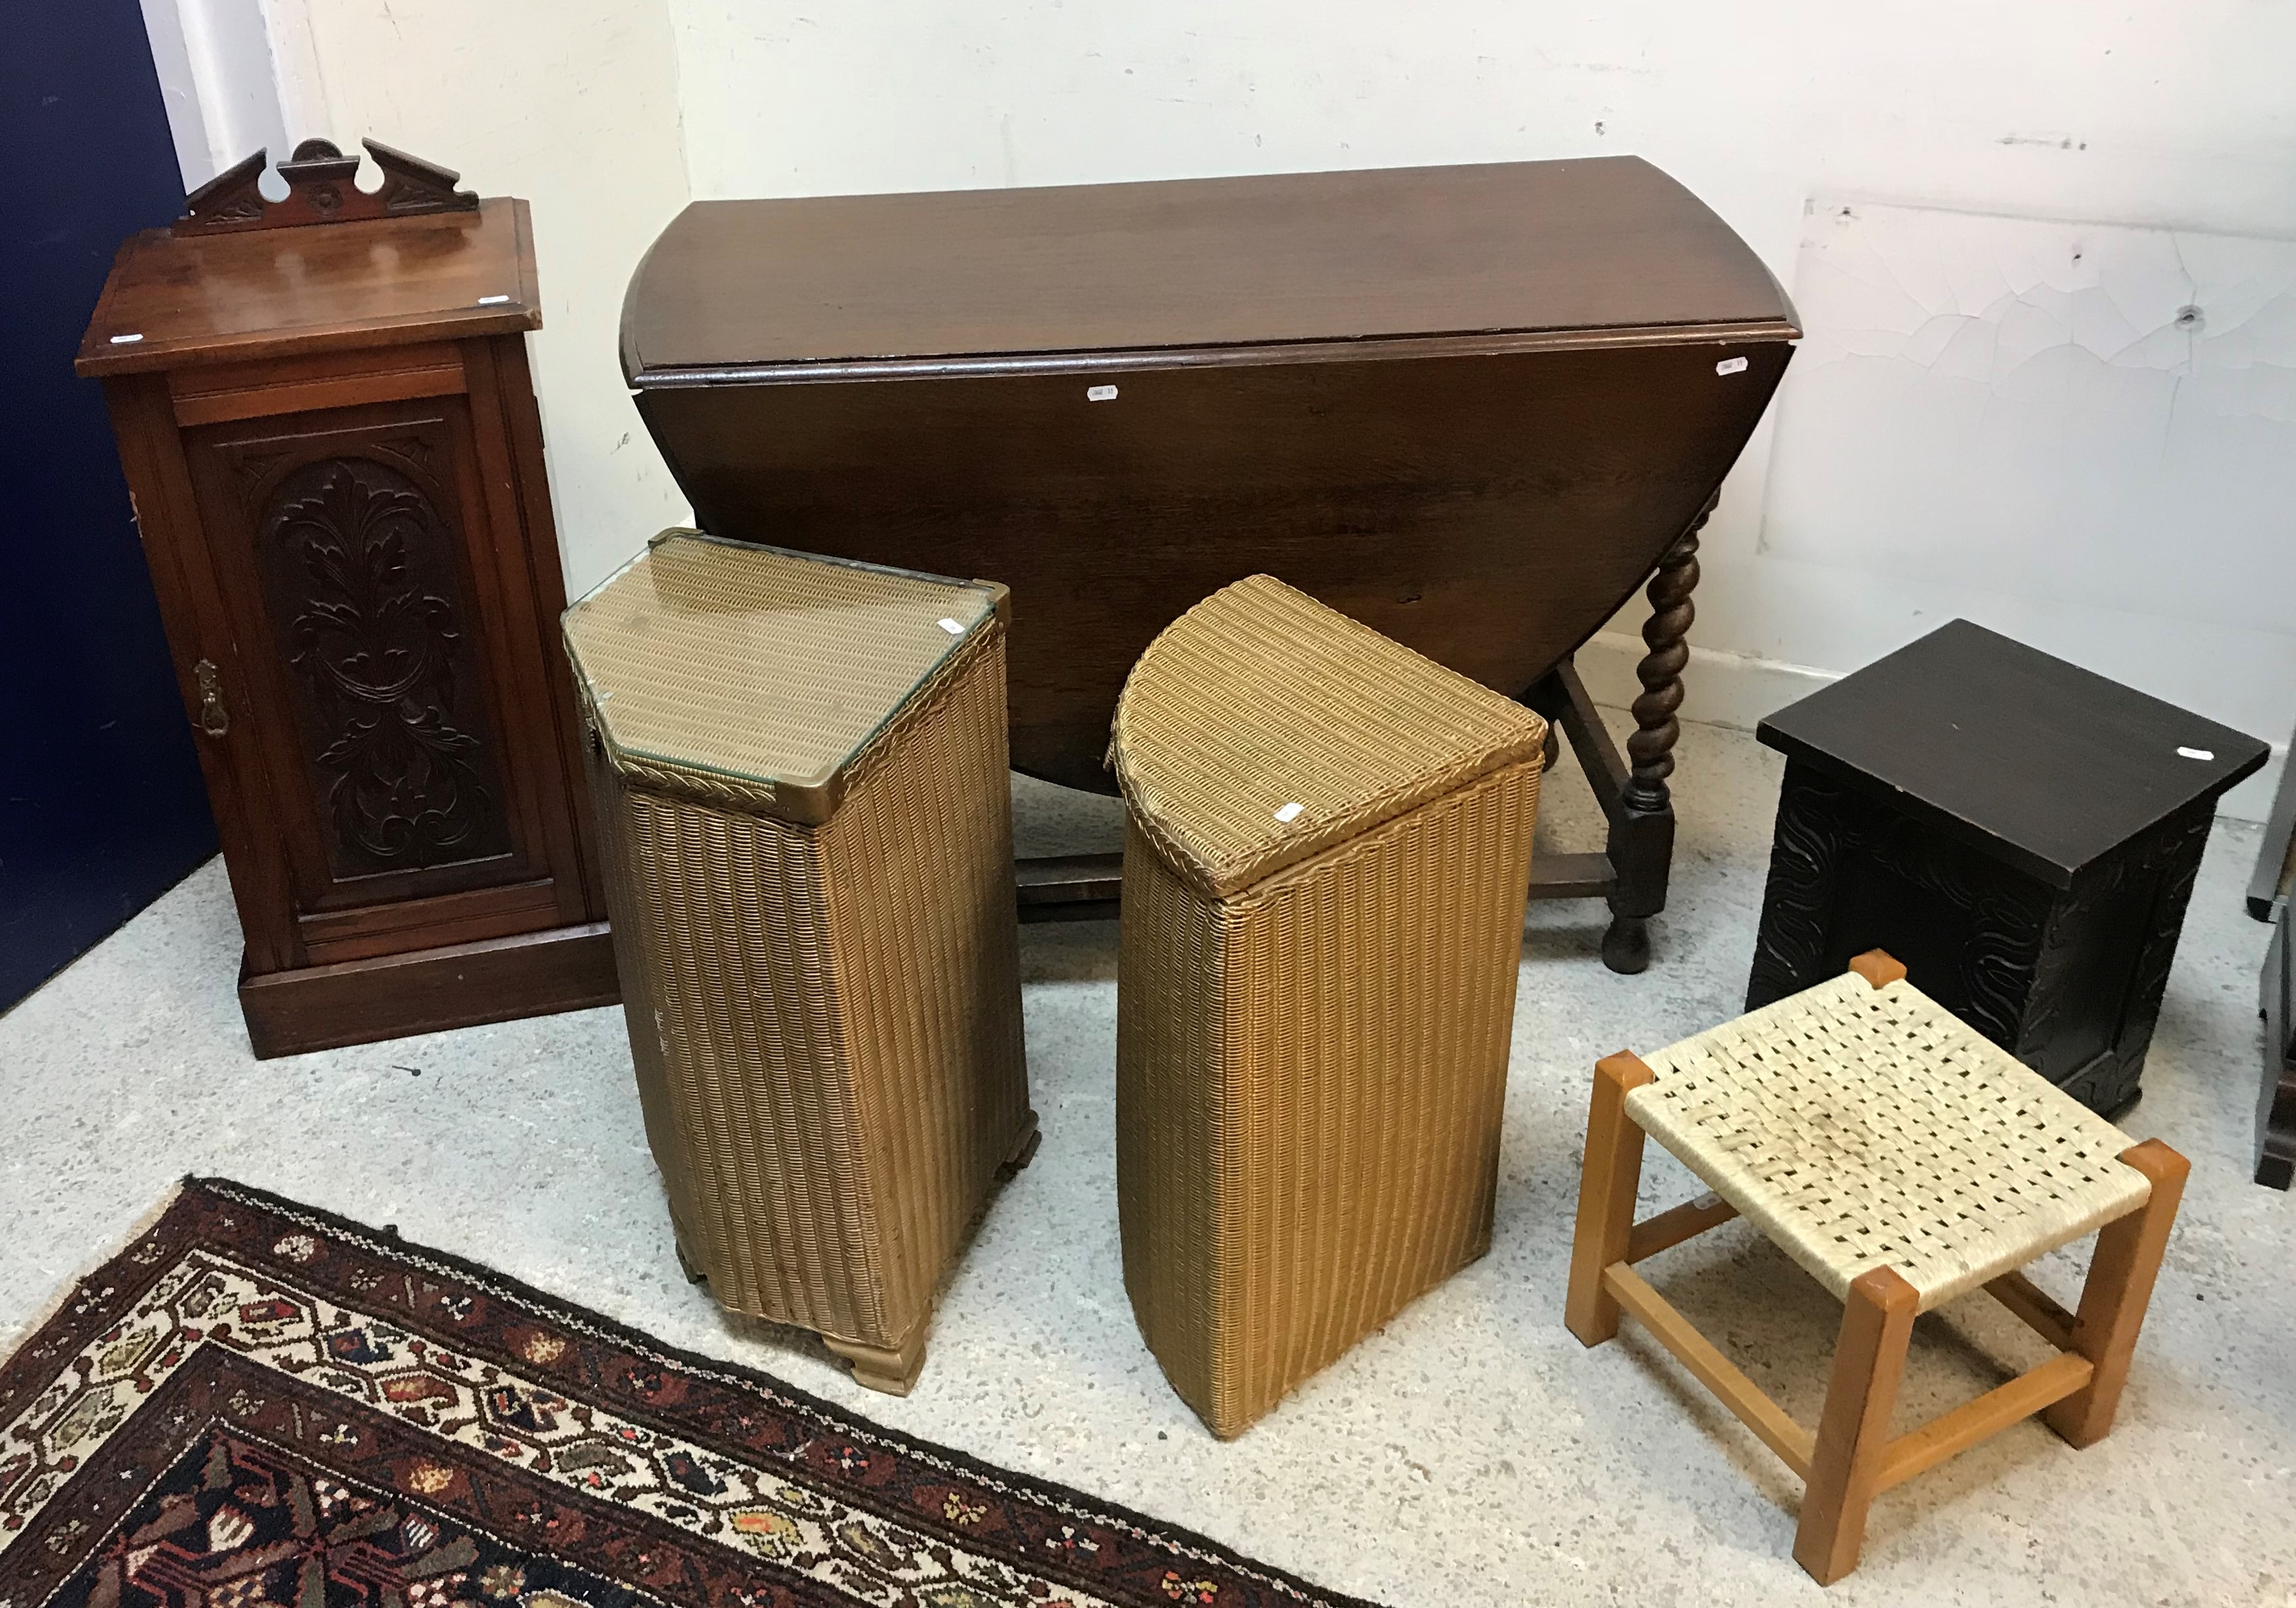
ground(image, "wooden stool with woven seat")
xmin=1565 ymin=950 xmax=2189 ymax=1584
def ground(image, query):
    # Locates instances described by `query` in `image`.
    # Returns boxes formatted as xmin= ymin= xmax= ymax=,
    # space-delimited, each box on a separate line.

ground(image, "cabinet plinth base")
xmin=238 ymin=921 xmax=618 ymax=1058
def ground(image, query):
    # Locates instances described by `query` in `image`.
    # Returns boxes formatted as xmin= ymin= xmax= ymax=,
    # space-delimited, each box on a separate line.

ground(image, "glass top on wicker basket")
xmin=564 ymin=531 xmax=1000 ymax=813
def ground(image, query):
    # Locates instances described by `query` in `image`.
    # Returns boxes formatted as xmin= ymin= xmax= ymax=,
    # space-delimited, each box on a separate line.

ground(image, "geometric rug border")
xmin=0 ymin=1176 xmax=1391 ymax=1608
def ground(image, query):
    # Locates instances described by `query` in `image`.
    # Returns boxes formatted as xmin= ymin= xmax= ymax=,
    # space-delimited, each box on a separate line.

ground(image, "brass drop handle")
xmin=193 ymin=658 xmax=229 ymax=737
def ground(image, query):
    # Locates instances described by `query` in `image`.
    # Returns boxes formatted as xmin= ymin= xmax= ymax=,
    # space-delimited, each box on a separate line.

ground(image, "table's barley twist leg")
xmin=1603 ymin=496 xmax=1711 ymax=973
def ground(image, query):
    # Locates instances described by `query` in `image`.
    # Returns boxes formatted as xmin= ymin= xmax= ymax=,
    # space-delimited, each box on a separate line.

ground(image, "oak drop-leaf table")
xmin=623 ymin=155 xmax=1800 ymax=969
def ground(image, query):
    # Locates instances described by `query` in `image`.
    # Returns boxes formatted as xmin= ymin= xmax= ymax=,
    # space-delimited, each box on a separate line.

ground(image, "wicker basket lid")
xmin=1110 ymin=574 xmax=1545 ymax=897
xmin=564 ymin=531 xmax=1003 ymax=824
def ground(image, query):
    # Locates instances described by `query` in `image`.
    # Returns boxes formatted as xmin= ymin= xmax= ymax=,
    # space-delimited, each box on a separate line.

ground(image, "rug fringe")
xmin=0 ymin=1177 xmax=190 ymax=1354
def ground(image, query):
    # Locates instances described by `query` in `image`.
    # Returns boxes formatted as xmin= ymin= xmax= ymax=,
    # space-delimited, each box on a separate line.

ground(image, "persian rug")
xmin=0 ymin=1179 xmax=1380 ymax=1608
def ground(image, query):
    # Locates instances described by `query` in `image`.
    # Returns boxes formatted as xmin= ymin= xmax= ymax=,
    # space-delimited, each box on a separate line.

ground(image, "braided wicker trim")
xmin=566 ymin=532 xmax=1001 ymax=826
xmin=1111 ymin=574 xmax=1544 ymax=899
xmin=610 ymin=751 xmax=782 ymax=813
xmin=586 ymin=616 xmax=1006 ymax=827
xmin=840 ymin=617 xmax=1005 ymax=799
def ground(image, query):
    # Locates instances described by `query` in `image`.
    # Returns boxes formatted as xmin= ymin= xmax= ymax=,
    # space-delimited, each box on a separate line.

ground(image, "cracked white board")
xmin=1761 ymin=200 xmax=2296 ymax=639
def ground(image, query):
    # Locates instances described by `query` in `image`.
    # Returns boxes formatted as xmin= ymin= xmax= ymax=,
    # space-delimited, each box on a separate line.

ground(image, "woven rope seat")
xmin=1629 ymin=970 xmax=2150 ymax=1313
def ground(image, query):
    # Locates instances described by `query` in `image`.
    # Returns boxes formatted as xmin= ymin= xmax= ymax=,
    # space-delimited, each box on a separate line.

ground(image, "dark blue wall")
xmin=1 ymin=1 xmax=219 ymax=1008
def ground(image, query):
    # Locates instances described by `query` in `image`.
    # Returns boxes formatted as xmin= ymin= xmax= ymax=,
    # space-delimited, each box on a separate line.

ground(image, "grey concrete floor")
xmin=2 ymin=714 xmax=2291 ymax=1607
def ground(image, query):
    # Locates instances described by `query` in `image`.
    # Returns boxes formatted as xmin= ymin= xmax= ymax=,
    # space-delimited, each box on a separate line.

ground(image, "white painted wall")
xmin=138 ymin=0 xmax=291 ymax=192
xmin=142 ymin=1 xmax=2296 ymax=805
xmin=282 ymin=0 xmax=695 ymax=595
xmin=136 ymin=0 xmax=221 ymax=191
xmin=138 ymin=0 xmax=693 ymax=598
xmin=1760 ymin=200 xmax=2295 ymax=740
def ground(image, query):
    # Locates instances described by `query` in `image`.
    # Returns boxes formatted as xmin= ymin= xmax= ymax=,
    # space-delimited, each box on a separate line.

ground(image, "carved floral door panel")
xmin=252 ymin=445 xmax=514 ymax=880
xmin=182 ymin=397 xmax=567 ymax=965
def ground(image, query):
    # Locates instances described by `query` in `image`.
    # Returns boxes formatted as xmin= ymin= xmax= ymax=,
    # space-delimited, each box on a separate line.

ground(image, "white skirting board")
xmin=1571 ymin=630 xmax=2284 ymax=826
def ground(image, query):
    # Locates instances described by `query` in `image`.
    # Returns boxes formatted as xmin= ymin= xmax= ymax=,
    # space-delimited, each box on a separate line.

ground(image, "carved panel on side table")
xmin=2023 ymin=799 xmax=2213 ymax=1114
xmin=1748 ymin=763 xmax=2054 ymax=1049
xmin=252 ymin=454 xmax=512 ymax=878
xmin=1749 ymin=761 xmax=2220 ymax=1117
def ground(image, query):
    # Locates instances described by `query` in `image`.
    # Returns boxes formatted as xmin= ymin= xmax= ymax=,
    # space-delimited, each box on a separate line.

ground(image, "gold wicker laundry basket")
xmin=564 ymin=531 xmax=1036 ymax=1395
xmin=1110 ymin=574 xmax=1547 ymax=1437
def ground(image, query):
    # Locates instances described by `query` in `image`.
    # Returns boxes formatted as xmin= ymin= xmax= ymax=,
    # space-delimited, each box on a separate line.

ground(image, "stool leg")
xmin=1846 ymin=950 xmax=1906 ymax=989
xmin=2044 ymin=1139 xmax=2190 ymax=1449
xmin=1566 ymin=1053 xmax=1655 ymax=1345
xmin=1794 ymin=1266 xmax=1917 ymax=1586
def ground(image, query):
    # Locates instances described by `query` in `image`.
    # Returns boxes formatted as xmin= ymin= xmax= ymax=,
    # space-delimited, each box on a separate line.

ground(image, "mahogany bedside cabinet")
xmin=74 ymin=140 xmax=615 ymax=1056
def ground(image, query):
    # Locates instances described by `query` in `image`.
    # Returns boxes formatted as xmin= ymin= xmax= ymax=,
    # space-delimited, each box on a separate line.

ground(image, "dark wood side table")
xmin=1747 ymin=620 xmax=2266 ymax=1115
xmin=74 ymin=140 xmax=614 ymax=1056
xmin=2249 ymin=730 xmax=2296 ymax=1186
xmin=2260 ymin=902 xmax=2295 ymax=1188
xmin=621 ymin=156 xmax=1800 ymax=971
xmin=2241 ymin=730 xmax=2296 ymax=1185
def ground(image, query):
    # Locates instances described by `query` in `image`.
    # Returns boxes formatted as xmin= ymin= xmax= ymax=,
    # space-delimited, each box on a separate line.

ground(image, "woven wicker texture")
xmin=1113 ymin=583 xmax=1541 ymax=1437
xmin=1626 ymin=973 xmax=2151 ymax=1312
xmin=565 ymin=531 xmax=994 ymax=799
xmin=577 ymin=545 xmax=1029 ymax=1372
xmin=1111 ymin=574 xmax=1545 ymax=898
